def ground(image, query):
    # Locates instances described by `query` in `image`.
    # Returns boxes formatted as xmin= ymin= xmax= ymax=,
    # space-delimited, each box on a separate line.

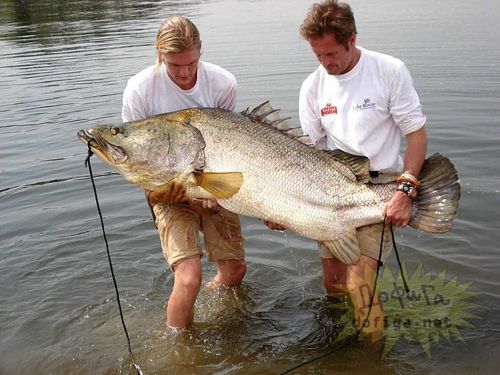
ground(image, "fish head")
xmin=77 ymin=115 xmax=206 ymax=189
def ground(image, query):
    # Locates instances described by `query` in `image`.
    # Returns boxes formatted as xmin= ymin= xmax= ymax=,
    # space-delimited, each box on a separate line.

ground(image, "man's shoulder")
xmin=300 ymin=65 xmax=323 ymax=93
xmin=126 ymin=65 xmax=157 ymax=88
xmin=361 ymin=47 xmax=405 ymax=70
xmin=200 ymin=61 xmax=237 ymax=85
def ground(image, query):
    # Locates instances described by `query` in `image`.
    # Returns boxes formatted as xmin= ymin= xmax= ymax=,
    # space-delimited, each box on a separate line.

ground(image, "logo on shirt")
xmin=352 ymin=97 xmax=376 ymax=111
xmin=320 ymin=103 xmax=338 ymax=116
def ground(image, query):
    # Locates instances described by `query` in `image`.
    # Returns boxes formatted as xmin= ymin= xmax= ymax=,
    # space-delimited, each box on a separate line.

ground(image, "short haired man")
xmin=294 ymin=0 xmax=427 ymax=338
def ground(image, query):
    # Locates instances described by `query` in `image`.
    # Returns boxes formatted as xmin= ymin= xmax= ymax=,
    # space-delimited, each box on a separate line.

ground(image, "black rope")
xmin=84 ymin=144 xmax=143 ymax=375
xmin=390 ymin=225 xmax=410 ymax=293
xmin=279 ymin=218 xmax=393 ymax=375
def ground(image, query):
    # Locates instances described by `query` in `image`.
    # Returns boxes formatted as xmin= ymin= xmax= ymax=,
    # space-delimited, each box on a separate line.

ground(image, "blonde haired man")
xmin=122 ymin=16 xmax=246 ymax=329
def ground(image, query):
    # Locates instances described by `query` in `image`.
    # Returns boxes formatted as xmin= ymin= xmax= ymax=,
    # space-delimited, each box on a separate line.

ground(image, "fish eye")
xmin=110 ymin=126 xmax=120 ymax=135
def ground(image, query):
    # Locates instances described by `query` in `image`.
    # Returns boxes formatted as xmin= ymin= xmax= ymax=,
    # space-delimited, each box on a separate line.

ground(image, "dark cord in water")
xmin=279 ymin=220 xmax=409 ymax=374
xmin=84 ymin=145 xmax=143 ymax=375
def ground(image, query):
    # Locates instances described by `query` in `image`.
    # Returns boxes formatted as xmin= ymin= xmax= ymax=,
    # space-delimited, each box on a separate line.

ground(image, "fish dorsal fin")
xmin=323 ymin=149 xmax=371 ymax=184
xmin=249 ymin=101 xmax=281 ymax=123
xmin=242 ymin=101 xmax=294 ymax=130
xmin=195 ymin=172 xmax=243 ymax=199
xmin=242 ymin=102 xmax=321 ymax=145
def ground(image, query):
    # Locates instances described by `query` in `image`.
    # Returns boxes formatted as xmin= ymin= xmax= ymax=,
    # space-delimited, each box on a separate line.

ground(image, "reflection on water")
xmin=1 ymin=0 xmax=500 ymax=374
xmin=0 ymin=0 xmax=202 ymax=45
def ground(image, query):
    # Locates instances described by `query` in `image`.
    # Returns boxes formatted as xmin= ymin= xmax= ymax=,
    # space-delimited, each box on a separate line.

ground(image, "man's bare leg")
xmin=213 ymin=259 xmax=247 ymax=287
xmin=166 ymin=257 xmax=202 ymax=328
xmin=322 ymin=255 xmax=384 ymax=341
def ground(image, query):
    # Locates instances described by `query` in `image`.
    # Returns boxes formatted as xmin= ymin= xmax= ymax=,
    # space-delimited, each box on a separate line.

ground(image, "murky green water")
xmin=1 ymin=0 xmax=499 ymax=373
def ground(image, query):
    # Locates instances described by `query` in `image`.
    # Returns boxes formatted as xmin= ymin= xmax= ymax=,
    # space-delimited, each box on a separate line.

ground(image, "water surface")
xmin=1 ymin=0 xmax=499 ymax=374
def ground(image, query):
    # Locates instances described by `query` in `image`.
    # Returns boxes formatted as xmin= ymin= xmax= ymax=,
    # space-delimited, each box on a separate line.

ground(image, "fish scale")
xmin=179 ymin=109 xmax=395 ymax=236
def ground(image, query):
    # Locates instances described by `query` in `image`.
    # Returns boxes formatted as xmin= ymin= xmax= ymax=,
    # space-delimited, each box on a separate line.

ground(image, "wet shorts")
xmin=153 ymin=201 xmax=244 ymax=268
xmin=318 ymin=222 xmax=394 ymax=262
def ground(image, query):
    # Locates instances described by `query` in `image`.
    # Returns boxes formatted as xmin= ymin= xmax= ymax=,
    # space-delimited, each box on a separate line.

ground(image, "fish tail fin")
xmin=409 ymin=153 xmax=461 ymax=233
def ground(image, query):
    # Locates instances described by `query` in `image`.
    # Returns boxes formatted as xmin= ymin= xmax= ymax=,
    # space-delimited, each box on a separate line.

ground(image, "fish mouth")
xmin=77 ymin=129 xmax=128 ymax=164
xmin=77 ymin=129 xmax=95 ymax=146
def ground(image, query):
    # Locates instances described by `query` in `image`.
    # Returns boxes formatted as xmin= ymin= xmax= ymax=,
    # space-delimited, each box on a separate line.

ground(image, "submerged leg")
xmin=322 ymin=255 xmax=384 ymax=341
xmin=167 ymin=257 xmax=202 ymax=328
xmin=320 ymin=225 xmax=390 ymax=343
xmin=154 ymin=202 xmax=203 ymax=328
xmin=214 ymin=259 xmax=247 ymax=287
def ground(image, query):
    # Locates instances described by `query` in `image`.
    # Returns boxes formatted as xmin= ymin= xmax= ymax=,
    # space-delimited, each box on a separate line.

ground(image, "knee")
xmin=322 ymin=261 xmax=348 ymax=294
xmin=323 ymin=272 xmax=348 ymax=293
xmin=174 ymin=261 xmax=202 ymax=294
xmin=217 ymin=259 xmax=247 ymax=286
xmin=232 ymin=260 xmax=247 ymax=282
xmin=323 ymin=273 xmax=347 ymax=294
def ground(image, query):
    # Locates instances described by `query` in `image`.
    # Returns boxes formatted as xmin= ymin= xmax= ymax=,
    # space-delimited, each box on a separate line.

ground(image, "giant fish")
xmin=77 ymin=102 xmax=460 ymax=264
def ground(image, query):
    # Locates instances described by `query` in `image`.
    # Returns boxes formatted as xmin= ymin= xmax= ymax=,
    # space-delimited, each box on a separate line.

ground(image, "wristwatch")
xmin=397 ymin=181 xmax=418 ymax=199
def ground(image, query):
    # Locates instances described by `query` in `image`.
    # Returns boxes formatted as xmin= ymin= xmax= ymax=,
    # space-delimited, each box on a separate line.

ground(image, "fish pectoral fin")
xmin=322 ymin=229 xmax=361 ymax=265
xmin=195 ymin=172 xmax=243 ymax=199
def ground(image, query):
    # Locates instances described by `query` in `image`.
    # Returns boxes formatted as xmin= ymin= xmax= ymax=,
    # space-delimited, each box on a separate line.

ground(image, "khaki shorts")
xmin=153 ymin=201 xmax=244 ymax=268
xmin=318 ymin=222 xmax=394 ymax=262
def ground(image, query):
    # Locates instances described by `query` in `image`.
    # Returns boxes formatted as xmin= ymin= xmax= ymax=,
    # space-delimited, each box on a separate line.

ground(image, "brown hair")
xmin=300 ymin=0 xmax=357 ymax=48
xmin=155 ymin=16 xmax=202 ymax=73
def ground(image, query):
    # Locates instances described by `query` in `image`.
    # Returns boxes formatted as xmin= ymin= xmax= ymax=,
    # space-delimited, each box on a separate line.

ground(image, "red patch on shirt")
xmin=320 ymin=105 xmax=337 ymax=116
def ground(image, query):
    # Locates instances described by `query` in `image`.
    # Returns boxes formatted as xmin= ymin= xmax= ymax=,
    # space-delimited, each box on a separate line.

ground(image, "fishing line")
xmin=279 ymin=217 xmax=409 ymax=374
xmin=391 ymin=225 xmax=409 ymax=292
xmin=84 ymin=144 xmax=143 ymax=375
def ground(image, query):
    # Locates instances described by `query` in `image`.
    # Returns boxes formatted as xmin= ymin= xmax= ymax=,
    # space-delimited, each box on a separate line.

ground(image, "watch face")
xmin=397 ymin=181 xmax=417 ymax=199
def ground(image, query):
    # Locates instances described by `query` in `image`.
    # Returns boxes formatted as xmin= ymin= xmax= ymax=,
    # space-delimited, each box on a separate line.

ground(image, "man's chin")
xmin=174 ymin=77 xmax=195 ymax=89
xmin=325 ymin=68 xmax=340 ymax=75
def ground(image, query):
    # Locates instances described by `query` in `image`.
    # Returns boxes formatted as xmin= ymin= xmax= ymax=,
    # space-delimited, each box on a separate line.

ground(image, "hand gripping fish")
xmin=77 ymin=102 xmax=460 ymax=264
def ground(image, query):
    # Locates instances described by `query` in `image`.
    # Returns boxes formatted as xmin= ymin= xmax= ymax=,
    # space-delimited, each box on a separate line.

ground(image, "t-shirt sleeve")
xmin=299 ymin=76 xmax=327 ymax=149
xmin=121 ymin=80 xmax=147 ymax=122
xmin=389 ymin=63 xmax=426 ymax=135
xmin=218 ymin=79 xmax=237 ymax=111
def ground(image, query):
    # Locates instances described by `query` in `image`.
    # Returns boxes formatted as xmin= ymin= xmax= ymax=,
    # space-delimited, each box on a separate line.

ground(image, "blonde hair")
xmin=155 ymin=16 xmax=202 ymax=73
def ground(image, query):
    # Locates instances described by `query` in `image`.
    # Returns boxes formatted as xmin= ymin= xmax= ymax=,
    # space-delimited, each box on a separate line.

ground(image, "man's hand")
xmin=383 ymin=191 xmax=412 ymax=227
xmin=145 ymin=182 xmax=187 ymax=205
xmin=201 ymin=198 xmax=220 ymax=213
xmin=263 ymin=220 xmax=286 ymax=231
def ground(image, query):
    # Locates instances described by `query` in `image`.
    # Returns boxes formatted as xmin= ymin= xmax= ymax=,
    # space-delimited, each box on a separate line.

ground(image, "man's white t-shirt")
xmin=299 ymin=47 xmax=426 ymax=173
xmin=122 ymin=61 xmax=237 ymax=122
